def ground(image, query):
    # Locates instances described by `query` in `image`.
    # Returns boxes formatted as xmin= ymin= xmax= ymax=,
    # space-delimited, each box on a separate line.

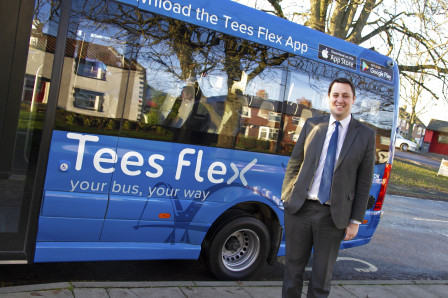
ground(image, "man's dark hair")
xmin=328 ymin=77 xmax=356 ymax=97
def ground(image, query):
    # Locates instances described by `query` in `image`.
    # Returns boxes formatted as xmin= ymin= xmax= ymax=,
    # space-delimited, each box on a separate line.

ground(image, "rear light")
xmin=374 ymin=163 xmax=392 ymax=211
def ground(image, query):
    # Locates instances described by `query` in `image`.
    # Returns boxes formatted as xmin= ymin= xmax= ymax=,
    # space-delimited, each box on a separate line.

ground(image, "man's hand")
xmin=344 ymin=222 xmax=359 ymax=241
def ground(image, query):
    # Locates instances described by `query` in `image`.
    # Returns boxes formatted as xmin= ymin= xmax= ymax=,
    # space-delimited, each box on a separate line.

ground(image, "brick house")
xmin=422 ymin=119 xmax=448 ymax=156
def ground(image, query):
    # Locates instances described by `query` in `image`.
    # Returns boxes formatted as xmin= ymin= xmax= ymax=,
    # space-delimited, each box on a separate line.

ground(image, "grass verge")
xmin=388 ymin=159 xmax=448 ymax=201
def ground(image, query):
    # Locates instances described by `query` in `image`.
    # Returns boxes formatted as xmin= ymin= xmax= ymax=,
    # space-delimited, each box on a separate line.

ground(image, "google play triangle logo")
xmin=362 ymin=61 xmax=369 ymax=71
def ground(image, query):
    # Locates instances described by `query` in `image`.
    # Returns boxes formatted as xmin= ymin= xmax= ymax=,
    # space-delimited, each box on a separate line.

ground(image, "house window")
xmin=259 ymin=126 xmax=279 ymax=141
xmin=242 ymin=106 xmax=251 ymax=118
xmin=75 ymin=59 xmax=107 ymax=80
xmin=292 ymin=116 xmax=300 ymax=125
xmin=268 ymin=111 xmax=281 ymax=122
xmin=438 ymin=134 xmax=448 ymax=144
xmin=73 ymin=88 xmax=104 ymax=112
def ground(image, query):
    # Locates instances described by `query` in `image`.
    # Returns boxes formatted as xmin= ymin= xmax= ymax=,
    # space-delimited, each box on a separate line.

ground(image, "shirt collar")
xmin=329 ymin=114 xmax=351 ymax=128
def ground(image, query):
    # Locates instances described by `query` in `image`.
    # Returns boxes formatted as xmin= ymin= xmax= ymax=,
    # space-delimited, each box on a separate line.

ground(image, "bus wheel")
xmin=204 ymin=216 xmax=270 ymax=280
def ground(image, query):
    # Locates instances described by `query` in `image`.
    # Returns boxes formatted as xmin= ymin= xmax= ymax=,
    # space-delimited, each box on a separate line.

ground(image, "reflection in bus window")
xmin=73 ymin=88 xmax=104 ymax=112
xmin=53 ymin=0 xmax=139 ymax=134
xmin=278 ymin=55 xmax=394 ymax=162
xmin=75 ymin=59 xmax=107 ymax=80
xmin=128 ymin=11 xmax=289 ymax=153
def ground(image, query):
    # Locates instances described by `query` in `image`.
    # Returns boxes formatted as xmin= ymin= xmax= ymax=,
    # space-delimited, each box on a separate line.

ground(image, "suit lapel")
xmin=335 ymin=117 xmax=359 ymax=170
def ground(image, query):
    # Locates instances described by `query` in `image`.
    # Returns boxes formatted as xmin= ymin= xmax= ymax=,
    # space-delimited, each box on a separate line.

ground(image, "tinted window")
xmin=51 ymin=0 xmax=394 ymax=161
xmin=280 ymin=55 xmax=394 ymax=162
xmin=53 ymin=0 xmax=139 ymax=135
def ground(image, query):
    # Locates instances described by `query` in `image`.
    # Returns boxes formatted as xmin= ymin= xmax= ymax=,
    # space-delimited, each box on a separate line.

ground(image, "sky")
xmin=414 ymin=98 xmax=448 ymax=126
xmin=233 ymin=0 xmax=448 ymax=126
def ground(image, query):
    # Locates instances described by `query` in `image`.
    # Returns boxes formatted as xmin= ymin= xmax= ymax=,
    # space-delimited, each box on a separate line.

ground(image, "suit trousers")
xmin=282 ymin=200 xmax=345 ymax=298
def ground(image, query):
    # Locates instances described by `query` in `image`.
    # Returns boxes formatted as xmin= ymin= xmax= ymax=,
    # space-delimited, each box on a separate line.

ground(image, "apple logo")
xmin=322 ymin=48 xmax=329 ymax=59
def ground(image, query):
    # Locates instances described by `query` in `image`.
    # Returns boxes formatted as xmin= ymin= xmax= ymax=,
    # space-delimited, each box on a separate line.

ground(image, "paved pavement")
xmin=1 ymin=280 xmax=447 ymax=297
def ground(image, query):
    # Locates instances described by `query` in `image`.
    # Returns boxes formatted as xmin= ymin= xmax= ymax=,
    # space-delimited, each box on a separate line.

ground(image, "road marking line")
xmin=305 ymin=257 xmax=378 ymax=273
xmin=437 ymin=232 xmax=448 ymax=238
xmin=413 ymin=217 xmax=448 ymax=223
xmin=336 ymin=257 xmax=378 ymax=273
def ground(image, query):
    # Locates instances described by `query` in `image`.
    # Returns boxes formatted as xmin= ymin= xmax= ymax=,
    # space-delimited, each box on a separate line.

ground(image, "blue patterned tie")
xmin=318 ymin=121 xmax=340 ymax=204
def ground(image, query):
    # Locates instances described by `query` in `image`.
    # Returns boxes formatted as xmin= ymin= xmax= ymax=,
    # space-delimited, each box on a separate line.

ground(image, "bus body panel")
xmin=34 ymin=242 xmax=200 ymax=262
xmin=35 ymin=130 xmax=286 ymax=254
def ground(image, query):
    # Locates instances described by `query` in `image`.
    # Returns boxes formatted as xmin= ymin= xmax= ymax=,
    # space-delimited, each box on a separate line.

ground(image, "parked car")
xmin=395 ymin=134 xmax=418 ymax=152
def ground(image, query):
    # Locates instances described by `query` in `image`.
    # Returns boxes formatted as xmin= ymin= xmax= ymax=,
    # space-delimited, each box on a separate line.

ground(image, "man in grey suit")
xmin=282 ymin=77 xmax=375 ymax=298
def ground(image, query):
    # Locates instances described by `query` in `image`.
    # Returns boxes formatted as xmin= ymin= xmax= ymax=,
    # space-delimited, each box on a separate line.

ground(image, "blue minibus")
xmin=0 ymin=0 xmax=398 ymax=280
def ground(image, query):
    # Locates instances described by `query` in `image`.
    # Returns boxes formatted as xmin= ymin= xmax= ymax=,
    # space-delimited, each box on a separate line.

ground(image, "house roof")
xmin=427 ymin=119 xmax=448 ymax=133
xmin=31 ymin=31 xmax=139 ymax=70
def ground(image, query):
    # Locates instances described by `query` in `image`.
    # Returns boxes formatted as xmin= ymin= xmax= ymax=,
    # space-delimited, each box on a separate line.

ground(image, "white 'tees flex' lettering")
xmin=67 ymin=133 xmax=99 ymax=170
xmin=66 ymin=133 xmax=256 ymax=185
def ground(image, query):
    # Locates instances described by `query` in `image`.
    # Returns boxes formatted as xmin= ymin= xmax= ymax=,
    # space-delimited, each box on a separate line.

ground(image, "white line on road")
xmin=336 ymin=257 xmax=378 ymax=273
xmin=304 ymin=257 xmax=378 ymax=273
xmin=413 ymin=217 xmax=448 ymax=223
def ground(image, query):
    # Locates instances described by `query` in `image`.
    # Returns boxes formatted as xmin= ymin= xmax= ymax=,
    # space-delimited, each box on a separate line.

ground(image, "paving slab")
xmin=328 ymin=285 xmax=357 ymax=298
xmin=0 ymin=289 xmax=73 ymax=298
xmin=381 ymin=285 xmax=440 ymax=298
xmin=74 ymin=288 xmax=108 ymax=298
xmin=0 ymin=283 xmax=71 ymax=294
xmin=341 ymin=285 xmax=400 ymax=298
xmin=416 ymin=284 xmax=448 ymax=297
xmin=243 ymin=286 xmax=282 ymax=298
xmin=107 ymin=287 xmax=185 ymax=298
xmin=180 ymin=286 xmax=251 ymax=298
xmin=237 ymin=281 xmax=283 ymax=287
xmin=108 ymin=288 xmax=139 ymax=297
xmin=130 ymin=287 xmax=186 ymax=298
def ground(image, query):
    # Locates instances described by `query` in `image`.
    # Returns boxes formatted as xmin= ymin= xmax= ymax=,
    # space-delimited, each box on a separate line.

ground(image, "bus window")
xmin=279 ymin=55 xmax=395 ymax=163
xmin=121 ymin=12 xmax=290 ymax=155
xmin=53 ymin=0 xmax=138 ymax=136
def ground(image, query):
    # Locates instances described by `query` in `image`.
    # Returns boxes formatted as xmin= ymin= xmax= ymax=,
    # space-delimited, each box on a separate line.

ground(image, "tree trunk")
xmin=308 ymin=0 xmax=331 ymax=32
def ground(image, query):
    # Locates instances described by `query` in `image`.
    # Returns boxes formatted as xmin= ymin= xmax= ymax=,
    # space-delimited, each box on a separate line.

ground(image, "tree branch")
xmin=267 ymin=0 xmax=286 ymax=19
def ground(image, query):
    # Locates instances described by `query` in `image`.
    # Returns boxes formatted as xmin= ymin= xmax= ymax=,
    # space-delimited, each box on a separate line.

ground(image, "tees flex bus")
xmin=0 ymin=0 xmax=398 ymax=280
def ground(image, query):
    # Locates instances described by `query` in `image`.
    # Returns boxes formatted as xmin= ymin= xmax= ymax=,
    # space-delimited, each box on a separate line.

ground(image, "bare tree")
xmin=401 ymin=40 xmax=434 ymax=137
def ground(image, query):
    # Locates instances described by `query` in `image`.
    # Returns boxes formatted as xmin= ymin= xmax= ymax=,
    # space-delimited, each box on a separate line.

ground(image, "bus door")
xmin=34 ymin=0 xmax=141 ymax=249
xmin=0 ymin=0 xmax=52 ymax=262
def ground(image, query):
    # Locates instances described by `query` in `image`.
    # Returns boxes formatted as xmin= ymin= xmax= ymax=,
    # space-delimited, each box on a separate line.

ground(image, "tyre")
xmin=400 ymin=143 xmax=409 ymax=151
xmin=203 ymin=216 xmax=270 ymax=280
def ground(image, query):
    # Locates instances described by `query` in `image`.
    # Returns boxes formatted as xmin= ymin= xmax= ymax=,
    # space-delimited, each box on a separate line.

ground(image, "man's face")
xmin=328 ymin=82 xmax=355 ymax=120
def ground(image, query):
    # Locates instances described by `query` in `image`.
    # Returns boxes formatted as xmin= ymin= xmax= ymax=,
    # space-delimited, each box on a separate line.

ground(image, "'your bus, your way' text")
xmin=69 ymin=179 xmax=210 ymax=200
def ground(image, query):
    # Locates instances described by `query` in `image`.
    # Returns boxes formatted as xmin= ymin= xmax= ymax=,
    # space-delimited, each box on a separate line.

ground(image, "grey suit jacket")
xmin=282 ymin=115 xmax=376 ymax=229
